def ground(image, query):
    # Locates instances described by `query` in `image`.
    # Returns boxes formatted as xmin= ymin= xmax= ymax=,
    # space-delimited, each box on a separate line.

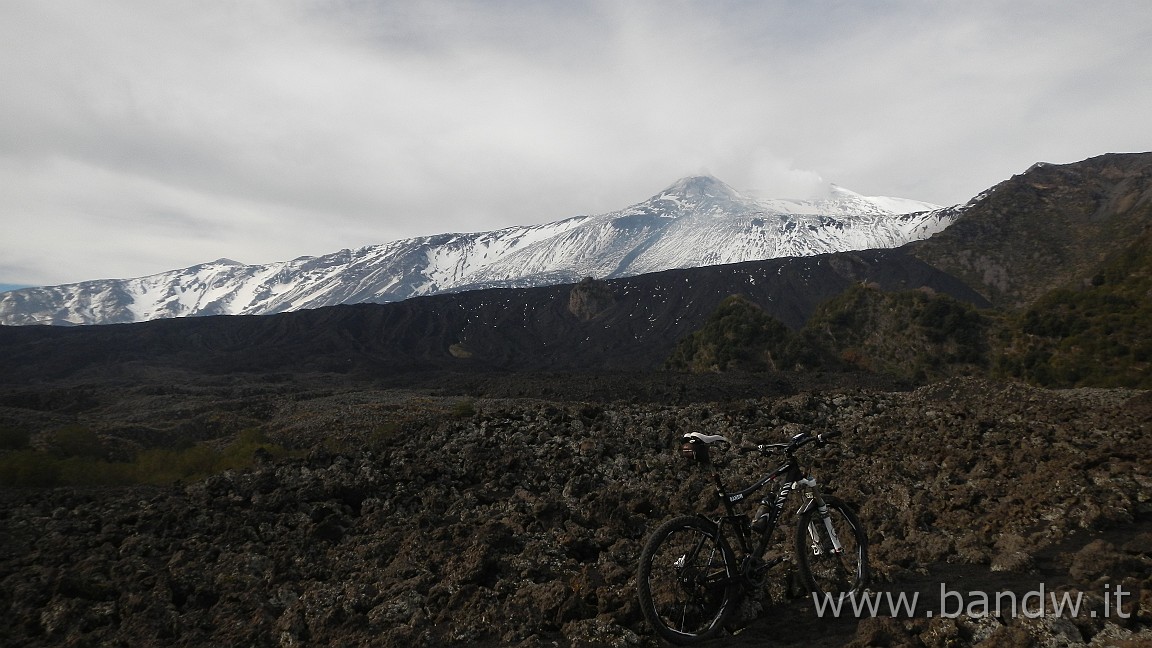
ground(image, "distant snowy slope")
xmin=0 ymin=175 xmax=959 ymax=325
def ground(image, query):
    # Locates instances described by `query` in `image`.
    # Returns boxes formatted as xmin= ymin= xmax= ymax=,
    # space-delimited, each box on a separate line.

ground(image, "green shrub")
xmin=995 ymin=232 xmax=1152 ymax=388
xmin=666 ymin=294 xmax=804 ymax=372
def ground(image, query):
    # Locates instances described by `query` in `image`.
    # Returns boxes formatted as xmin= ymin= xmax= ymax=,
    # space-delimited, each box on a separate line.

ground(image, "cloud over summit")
xmin=1 ymin=1 xmax=1150 ymax=286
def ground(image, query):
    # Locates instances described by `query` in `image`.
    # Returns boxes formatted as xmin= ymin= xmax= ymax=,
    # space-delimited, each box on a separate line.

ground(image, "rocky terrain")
xmin=1 ymin=371 xmax=1149 ymax=647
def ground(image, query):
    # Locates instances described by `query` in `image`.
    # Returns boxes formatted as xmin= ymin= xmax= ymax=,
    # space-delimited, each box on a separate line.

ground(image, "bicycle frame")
xmin=701 ymin=450 xmax=843 ymax=574
xmin=640 ymin=430 xmax=865 ymax=644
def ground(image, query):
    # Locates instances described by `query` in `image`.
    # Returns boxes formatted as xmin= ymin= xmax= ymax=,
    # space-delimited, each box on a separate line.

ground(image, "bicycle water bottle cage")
xmin=679 ymin=433 xmax=730 ymax=464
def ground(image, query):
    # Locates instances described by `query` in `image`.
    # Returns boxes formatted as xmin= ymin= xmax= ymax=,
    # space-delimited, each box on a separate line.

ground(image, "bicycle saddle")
xmin=682 ymin=432 xmax=730 ymax=445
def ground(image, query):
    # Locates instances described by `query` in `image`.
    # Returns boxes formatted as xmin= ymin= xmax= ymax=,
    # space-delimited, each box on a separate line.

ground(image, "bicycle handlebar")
xmin=719 ymin=428 xmax=848 ymax=459
xmin=745 ymin=429 xmax=843 ymax=456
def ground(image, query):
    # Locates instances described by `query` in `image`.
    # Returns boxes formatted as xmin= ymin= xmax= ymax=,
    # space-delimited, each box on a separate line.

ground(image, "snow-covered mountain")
xmin=0 ymin=175 xmax=959 ymax=326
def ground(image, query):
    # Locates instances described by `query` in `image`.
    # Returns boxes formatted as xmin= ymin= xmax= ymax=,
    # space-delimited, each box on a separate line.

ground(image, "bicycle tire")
xmin=794 ymin=496 xmax=869 ymax=596
xmin=637 ymin=515 xmax=741 ymax=645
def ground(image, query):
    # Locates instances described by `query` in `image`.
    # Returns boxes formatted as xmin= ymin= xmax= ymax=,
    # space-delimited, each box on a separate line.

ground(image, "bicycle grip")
xmin=818 ymin=430 xmax=842 ymax=441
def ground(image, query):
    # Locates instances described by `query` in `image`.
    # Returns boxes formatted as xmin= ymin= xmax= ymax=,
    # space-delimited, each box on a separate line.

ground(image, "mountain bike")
xmin=637 ymin=429 xmax=868 ymax=645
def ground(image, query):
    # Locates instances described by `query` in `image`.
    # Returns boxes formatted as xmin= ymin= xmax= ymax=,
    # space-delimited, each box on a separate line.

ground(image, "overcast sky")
xmin=2 ymin=1 xmax=1150 ymax=287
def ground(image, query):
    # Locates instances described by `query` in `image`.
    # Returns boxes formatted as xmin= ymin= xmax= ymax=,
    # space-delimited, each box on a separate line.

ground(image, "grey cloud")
xmin=1 ymin=0 xmax=1149 ymax=285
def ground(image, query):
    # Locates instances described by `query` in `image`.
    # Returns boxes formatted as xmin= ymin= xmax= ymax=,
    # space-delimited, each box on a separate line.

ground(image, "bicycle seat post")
xmin=680 ymin=435 xmax=735 ymax=510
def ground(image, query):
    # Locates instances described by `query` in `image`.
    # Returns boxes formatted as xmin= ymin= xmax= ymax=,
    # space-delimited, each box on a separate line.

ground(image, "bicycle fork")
xmin=799 ymin=477 xmax=844 ymax=556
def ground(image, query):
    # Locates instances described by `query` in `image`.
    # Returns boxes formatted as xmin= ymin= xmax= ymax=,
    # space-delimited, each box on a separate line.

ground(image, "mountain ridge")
xmin=3 ymin=152 xmax=1150 ymax=386
xmin=0 ymin=175 xmax=947 ymax=326
xmin=0 ymin=248 xmax=989 ymax=384
xmin=908 ymin=152 xmax=1152 ymax=308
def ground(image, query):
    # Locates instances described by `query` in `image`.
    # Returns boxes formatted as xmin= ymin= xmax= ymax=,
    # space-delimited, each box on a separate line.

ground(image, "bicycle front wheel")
xmin=794 ymin=496 xmax=869 ymax=596
xmin=637 ymin=515 xmax=740 ymax=645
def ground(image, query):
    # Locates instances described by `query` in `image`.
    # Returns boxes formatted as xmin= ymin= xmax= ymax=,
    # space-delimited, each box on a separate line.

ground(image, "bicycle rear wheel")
xmin=637 ymin=515 xmax=740 ymax=645
xmin=794 ymin=496 xmax=869 ymax=596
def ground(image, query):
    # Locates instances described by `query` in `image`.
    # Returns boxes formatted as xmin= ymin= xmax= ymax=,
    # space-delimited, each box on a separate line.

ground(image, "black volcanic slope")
xmin=909 ymin=151 xmax=1152 ymax=309
xmin=0 ymin=248 xmax=985 ymax=383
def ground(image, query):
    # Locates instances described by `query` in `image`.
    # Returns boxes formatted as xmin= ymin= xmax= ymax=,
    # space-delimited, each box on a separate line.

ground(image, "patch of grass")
xmin=0 ymin=427 xmax=296 ymax=488
xmin=367 ymin=421 xmax=403 ymax=449
xmin=45 ymin=425 xmax=106 ymax=459
xmin=451 ymin=399 xmax=477 ymax=419
xmin=0 ymin=450 xmax=62 ymax=487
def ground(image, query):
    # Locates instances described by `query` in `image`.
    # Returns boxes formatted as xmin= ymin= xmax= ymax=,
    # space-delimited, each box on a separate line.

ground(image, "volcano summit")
xmin=0 ymin=176 xmax=949 ymax=326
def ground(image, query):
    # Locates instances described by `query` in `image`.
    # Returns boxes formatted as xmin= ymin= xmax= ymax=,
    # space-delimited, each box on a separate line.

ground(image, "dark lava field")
xmin=1 ymin=369 xmax=1149 ymax=647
